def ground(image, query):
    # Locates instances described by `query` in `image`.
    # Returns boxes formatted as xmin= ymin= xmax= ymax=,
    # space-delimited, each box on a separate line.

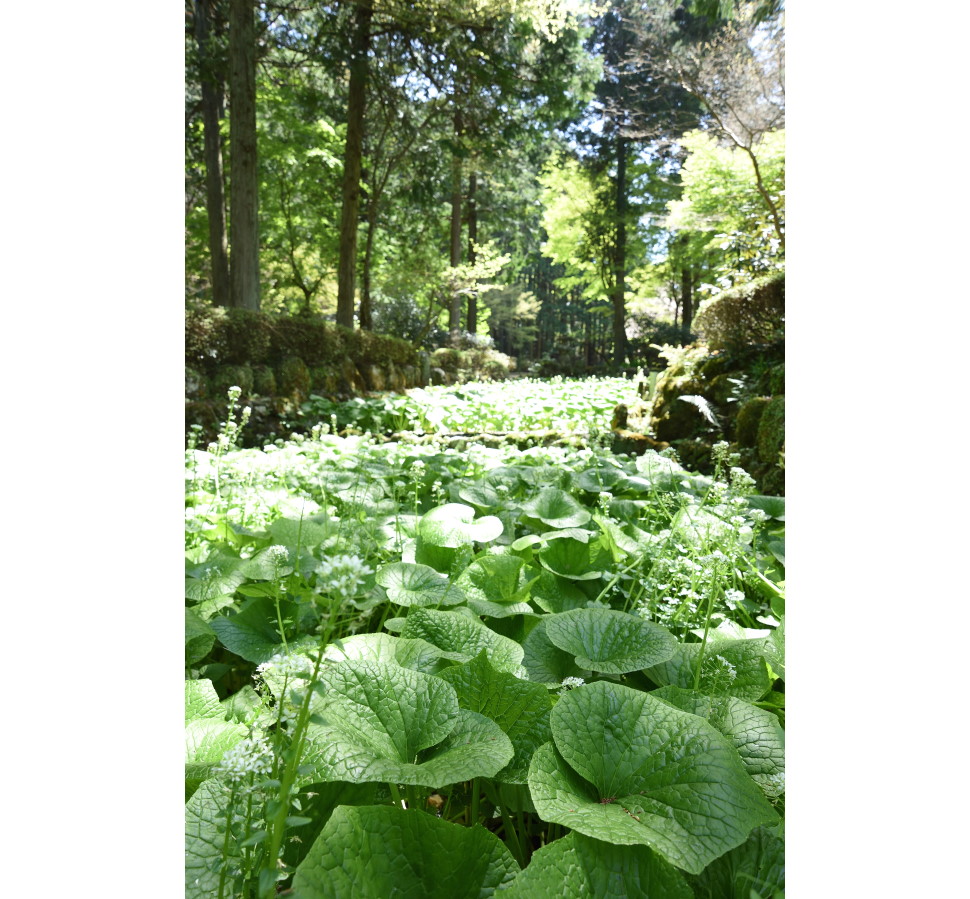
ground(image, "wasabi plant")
xmin=186 ymin=375 xmax=785 ymax=898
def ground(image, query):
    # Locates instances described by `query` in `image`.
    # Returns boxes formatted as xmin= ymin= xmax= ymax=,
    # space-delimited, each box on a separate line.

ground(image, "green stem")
xmin=693 ymin=568 xmax=721 ymax=690
xmin=469 ymin=778 xmax=480 ymax=825
xmin=388 ymin=782 xmax=406 ymax=808
xmin=260 ymin=646 xmax=327 ymax=898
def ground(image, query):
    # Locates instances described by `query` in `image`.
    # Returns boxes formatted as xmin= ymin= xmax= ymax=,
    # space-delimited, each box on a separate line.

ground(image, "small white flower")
xmin=558 ymin=676 xmax=585 ymax=695
xmin=214 ymin=734 xmax=274 ymax=785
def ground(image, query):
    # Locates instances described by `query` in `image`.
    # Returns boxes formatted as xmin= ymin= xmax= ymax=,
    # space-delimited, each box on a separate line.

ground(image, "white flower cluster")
xmin=700 ymin=654 xmax=738 ymax=690
xmin=256 ymin=651 xmax=314 ymax=680
xmin=214 ymin=734 xmax=274 ymax=785
xmin=268 ymin=544 xmax=290 ymax=564
xmin=558 ymin=676 xmax=585 ymax=695
xmin=315 ymin=553 xmax=374 ymax=602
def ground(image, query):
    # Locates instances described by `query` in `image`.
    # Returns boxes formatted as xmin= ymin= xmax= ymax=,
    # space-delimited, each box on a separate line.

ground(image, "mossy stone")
xmin=757 ymin=395 xmax=785 ymax=465
xmin=212 ymin=363 xmax=254 ymax=397
xmin=252 ymin=364 xmax=276 ymax=396
xmin=736 ymin=396 xmax=771 ymax=448
xmin=279 ymin=356 xmax=311 ymax=400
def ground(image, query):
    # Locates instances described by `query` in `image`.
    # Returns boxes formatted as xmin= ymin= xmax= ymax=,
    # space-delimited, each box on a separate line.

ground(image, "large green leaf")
xmin=417 ymin=503 xmax=504 ymax=547
xmin=457 ymin=482 xmax=502 ymax=511
xmin=322 ymin=632 xmax=461 ymax=674
xmin=519 ymin=487 xmax=592 ymax=529
xmin=267 ymin=517 xmax=333 ymax=549
xmin=528 ymin=681 xmax=777 ymax=874
xmin=185 ymin=678 xmax=224 ymax=723
xmin=454 ymin=554 xmax=537 ymax=618
xmin=746 ymin=495 xmax=785 ymax=521
xmin=304 ymin=661 xmax=512 ymax=787
xmin=765 ymin=617 xmax=785 ymax=680
xmin=438 ymin=651 xmax=553 ymax=784
xmin=501 ymin=832 xmax=692 ymax=898
xmin=644 ymin=638 xmax=772 ymax=702
xmin=399 ymin=608 xmax=525 ymax=675
xmin=210 ymin=596 xmax=290 ymax=665
xmin=376 ymin=562 xmax=465 ymax=608
xmin=292 ymin=805 xmax=519 ymax=898
xmin=186 ymin=609 xmax=217 ymax=667
xmin=520 ymin=619 xmax=586 ymax=685
xmin=652 ymin=686 xmax=785 ymax=800
xmin=185 ymin=779 xmax=236 ymax=899
xmin=529 ymin=567 xmax=589 ymax=613
xmin=543 ymin=609 xmax=677 ymax=674
xmin=537 ymin=533 xmax=607 ymax=581
xmin=415 ymin=503 xmax=504 ymax=572
xmin=690 ymin=825 xmax=785 ymax=898
xmin=184 ymin=718 xmax=247 ymax=799
xmin=574 ymin=466 xmax=628 ymax=494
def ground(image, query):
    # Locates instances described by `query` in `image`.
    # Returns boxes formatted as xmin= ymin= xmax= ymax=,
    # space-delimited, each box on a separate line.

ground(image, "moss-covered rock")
xmin=279 ymin=356 xmax=311 ymax=400
xmin=671 ymin=438 xmax=715 ymax=474
xmin=309 ymin=365 xmax=340 ymax=395
xmin=736 ymin=396 xmax=771 ymax=448
xmin=757 ymin=395 xmax=785 ymax=465
xmin=707 ymin=372 xmax=738 ymax=406
xmin=212 ymin=364 xmax=254 ymax=398
xmin=252 ymin=364 xmax=276 ymax=396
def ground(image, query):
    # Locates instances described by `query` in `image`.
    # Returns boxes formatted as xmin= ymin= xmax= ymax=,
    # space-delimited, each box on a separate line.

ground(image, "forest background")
xmin=3 ymin=2 xmax=967 ymax=897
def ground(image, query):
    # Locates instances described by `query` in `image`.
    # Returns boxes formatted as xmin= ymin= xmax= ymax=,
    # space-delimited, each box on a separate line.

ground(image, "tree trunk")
xmin=466 ymin=170 xmax=477 ymax=335
xmin=194 ymin=0 xmax=230 ymax=307
xmin=228 ymin=0 xmax=259 ymax=310
xmin=448 ymin=110 xmax=463 ymax=340
xmin=612 ymin=135 xmax=628 ymax=367
xmin=681 ymin=266 xmax=693 ymax=337
xmin=336 ymin=0 xmax=374 ymax=329
xmin=360 ymin=200 xmax=376 ymax=331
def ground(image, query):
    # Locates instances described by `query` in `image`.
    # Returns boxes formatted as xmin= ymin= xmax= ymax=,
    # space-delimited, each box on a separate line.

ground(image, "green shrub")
xmin=222 ymin=309 xmax=272 ymax=364
xmin=270 ymin=315 xmax=346 ymax=367
xmin=694 ymin=272 xmax=785 ymax=351
xmin=432 ymin=347 xmax=461 ymax=373
xmin=757 ymin=395 xmax=785 ymax=465
xmin=768 ymin=363 xmax=785 ymax=396
xmin=735 ymin=397 xmax=771 ymax=448
xmin=185 ymin=307 xmax=230 ymax=373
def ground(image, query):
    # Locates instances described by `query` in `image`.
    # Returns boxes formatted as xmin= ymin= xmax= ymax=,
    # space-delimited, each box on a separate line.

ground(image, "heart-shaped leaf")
xmin=652 ymin=686 xmax=785 ymax=800
xmin=544 ymin=608 xmax=677 ymax=674
xmin=292 ymin=805 xmax=519 ymax=898
xmin=304 ymin=660 xmax=512 ymax=786
xmin=185 ymin=609 xmax=216 ymax=666
xmin=400 ymin=608 xmax=525 ymax=675
xmin=528 ymin=681 xmax=777 ymax=874
xmin=210 ymin=596 xmax=290 ymax=664
xmin=454 ymin=554 xmax=537 ymax=617
xmin=376 ymin=562 xmax=465 ymax=607
xmin=644 ymin=638 xmax=772 ymax=702
xmin=500 ymin=832 xmax=692 ymax=898
xmin=689 ymin=825 xmax=785 ymax=898
xmin=521 ymin=619 xmax=587 ymax=685
xmin=519 ymin=487 xmax=591 ymax=529
xmin=438 ymin=651 xmax=553 ymax=784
